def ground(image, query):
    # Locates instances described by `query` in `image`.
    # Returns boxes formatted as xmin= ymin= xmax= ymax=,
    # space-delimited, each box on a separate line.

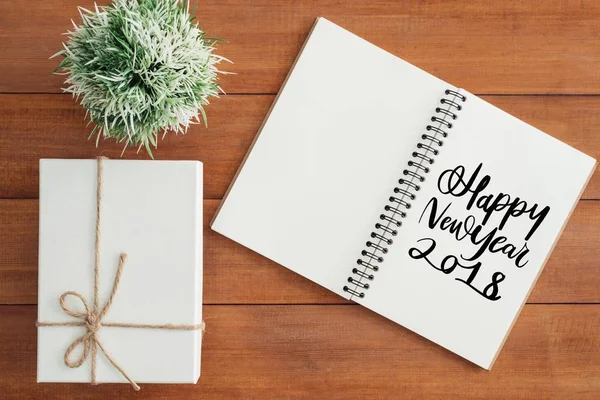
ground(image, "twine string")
xmin=36 ymin=157 xmax=205 ymax=391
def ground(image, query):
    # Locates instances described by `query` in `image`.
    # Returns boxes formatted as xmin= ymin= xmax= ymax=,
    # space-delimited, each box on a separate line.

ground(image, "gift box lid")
xmin=37 ymin=159 xmax=203 ymax=385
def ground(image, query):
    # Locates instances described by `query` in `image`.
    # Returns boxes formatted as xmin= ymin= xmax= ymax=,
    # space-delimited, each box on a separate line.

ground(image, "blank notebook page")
xmin=212 ymin=18 xmax=453 ymax=296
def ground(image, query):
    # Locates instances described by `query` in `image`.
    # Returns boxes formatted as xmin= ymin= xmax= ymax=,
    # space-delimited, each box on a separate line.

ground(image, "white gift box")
xmin=37 ymin=159 xmax=203 ymax=387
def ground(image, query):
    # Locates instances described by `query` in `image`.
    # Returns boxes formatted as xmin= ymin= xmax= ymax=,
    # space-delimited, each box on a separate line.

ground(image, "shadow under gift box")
xmin=37 ymin=159 xmax=203 ymax=386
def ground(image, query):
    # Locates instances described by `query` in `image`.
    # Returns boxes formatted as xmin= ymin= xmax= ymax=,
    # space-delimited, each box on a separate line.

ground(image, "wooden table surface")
xmin=1 ymin=1 xmax=599 ymax=399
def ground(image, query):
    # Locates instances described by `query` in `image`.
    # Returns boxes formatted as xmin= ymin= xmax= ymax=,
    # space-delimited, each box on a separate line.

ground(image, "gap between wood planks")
xmin=4 ymin=302 xmax=600 ymax=306
xmin=5 ymin=92 xmax=600 ymax=96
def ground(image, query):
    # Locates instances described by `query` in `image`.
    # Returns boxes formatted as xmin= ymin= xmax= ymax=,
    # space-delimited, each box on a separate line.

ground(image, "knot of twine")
xmin=36 ymin=157 xmax=205 ymax=391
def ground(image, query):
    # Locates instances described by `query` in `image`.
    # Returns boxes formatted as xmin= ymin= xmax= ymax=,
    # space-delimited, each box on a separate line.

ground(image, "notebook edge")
xmin=486 ymin=159 xmax=598 ymax=370
xmin=210 ymin=17 xmax=326 ymax=229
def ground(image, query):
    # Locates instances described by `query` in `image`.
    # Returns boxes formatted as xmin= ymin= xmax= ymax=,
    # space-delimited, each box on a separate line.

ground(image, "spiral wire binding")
xmin=343 ymin=89 xmax=467 ymax=299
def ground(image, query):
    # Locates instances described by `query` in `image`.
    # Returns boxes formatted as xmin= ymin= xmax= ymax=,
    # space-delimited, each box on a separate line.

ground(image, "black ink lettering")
xmin=409 ymin=238 xmax=505 ymax=302
xmin=413 ymin=163 xmax=552 ymax=301
xmin=436 ymin=163 xmax=551 ymax=242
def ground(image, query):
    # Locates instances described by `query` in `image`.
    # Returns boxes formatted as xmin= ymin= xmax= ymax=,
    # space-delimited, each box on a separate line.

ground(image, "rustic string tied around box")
xmin=36 ymin=157 xmax=205 ymax=391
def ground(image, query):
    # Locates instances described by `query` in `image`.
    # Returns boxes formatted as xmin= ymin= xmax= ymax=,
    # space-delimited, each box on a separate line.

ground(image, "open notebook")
xmin=212 ymin=17 xmax=596 ymax=369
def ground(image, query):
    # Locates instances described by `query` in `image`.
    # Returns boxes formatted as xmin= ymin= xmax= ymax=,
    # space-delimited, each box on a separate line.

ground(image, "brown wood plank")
xmin=1 ymin=199 xmax=598 ymax=305
xmin=1 ymin=304 xmax=599 ymax=399
xmin=0 ymin=199 xmax=340 ymax=305
xmin=2 ymin=1 xmax=600 ymax=94
xmin=1 ymin=94 xmax=599 ymax=199
xmin=0 ymin=94 xmax=269 ymax=199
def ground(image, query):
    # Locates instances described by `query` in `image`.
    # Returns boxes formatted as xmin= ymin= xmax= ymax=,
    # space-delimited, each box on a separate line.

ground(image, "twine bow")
xmin=37 ymin=157 xmax=205 ymax=391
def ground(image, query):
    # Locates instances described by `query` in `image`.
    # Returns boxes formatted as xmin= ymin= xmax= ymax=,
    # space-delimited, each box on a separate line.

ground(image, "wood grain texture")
xmin=2 ymin=1 xmax=600 ymax=94
xmin=1 ymin=94 xmax=600 ymax=199
xmin=1 ymin=1 xmax=599 ymax=398
xmin=2 ymin=305 xmax=599 ymax=399
xmin=0 ymin=94 xmax=269 ymax=199
xmin=1 ymin=199 xmax=598 ymax=305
